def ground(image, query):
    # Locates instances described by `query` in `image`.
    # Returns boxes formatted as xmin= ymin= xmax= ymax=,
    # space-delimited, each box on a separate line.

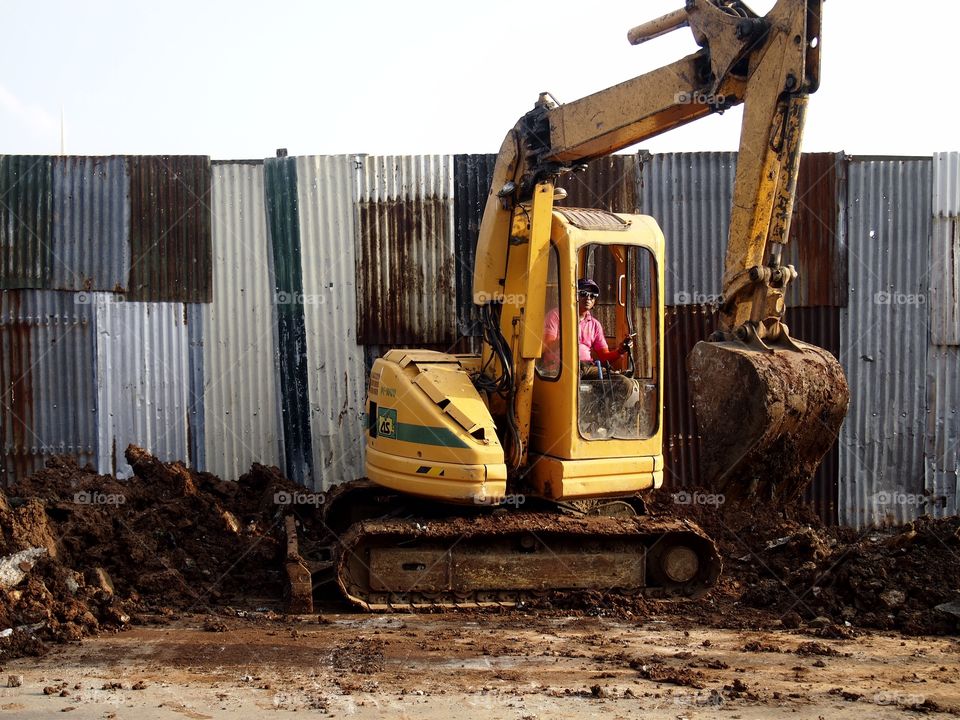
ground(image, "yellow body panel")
xmin=529 ymin=454 xmax=664 ymax=500
xmin=366 ymin=350 xmax=507 ymax=504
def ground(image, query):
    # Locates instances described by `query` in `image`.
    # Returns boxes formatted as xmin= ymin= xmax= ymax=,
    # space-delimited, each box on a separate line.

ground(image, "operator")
xmin=541 ymin=279 xmax=632 ymax=370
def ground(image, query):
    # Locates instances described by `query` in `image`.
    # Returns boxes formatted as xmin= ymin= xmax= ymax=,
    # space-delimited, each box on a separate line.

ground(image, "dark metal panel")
xmin=186 ymin=303 xmax=206 ymax=473
xmin=127 ymin=156 xmax=212 ymax=302
xmin=0 ymin=156 xmax=53 ymax=289
xmin=453 ymin=154 xmax=496 ymax=338
xmin=264 ymin=156 xmax=313 ymax=486
xmin=558 ymin=155 xmax=639 ymax=213
xmin=662 ymin=303 xmax=840 ymax=524
xmin=51 ymin=156 xmax=130 ymax=292
xmin=356 ymin=156 xmax=456 ymax=346
xmin=783 ymin=152 xmax=847 ymax=308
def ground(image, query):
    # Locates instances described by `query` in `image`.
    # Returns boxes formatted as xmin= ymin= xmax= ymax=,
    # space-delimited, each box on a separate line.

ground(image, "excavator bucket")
xmin=687 ymin=339 xmax=849 ymax=506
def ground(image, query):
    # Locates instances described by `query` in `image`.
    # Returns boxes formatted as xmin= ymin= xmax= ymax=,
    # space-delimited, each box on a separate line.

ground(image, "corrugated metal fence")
xmin=0 ymin=150 xmax=956 ymax=526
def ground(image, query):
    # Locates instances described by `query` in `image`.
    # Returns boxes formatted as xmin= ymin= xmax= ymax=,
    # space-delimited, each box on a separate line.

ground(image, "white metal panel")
xmin=839 ymin=158 xmax=931 ymax=528
xmin=933 ymin=151 xmax=960 ymax=217
xmin=95 ymin=296 xmax=190 ymax=478
xmin=296 ymin=155 xmax=368 ymax=490
xmin=201 ymin=161 xmax=282 ymax=480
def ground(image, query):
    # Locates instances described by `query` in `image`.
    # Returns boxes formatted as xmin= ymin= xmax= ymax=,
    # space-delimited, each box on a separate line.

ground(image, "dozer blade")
xmin=687 ymin=338 xmax=849 ymax=505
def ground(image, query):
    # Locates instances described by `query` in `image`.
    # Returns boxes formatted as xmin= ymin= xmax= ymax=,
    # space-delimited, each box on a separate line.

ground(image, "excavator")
xmin=304 ymin=0 xmax=849 ymax=611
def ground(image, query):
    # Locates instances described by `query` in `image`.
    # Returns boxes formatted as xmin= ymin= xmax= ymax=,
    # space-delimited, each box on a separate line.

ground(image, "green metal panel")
xmin=0 ymin=156 xmax=53 ymax=289
xmin=264 ymin=157 xmax=314 ymax=486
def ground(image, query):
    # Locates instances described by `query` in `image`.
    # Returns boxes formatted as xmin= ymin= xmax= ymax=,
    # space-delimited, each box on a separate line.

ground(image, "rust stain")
xmin=1 ymin=291 xmax=35 ymax=485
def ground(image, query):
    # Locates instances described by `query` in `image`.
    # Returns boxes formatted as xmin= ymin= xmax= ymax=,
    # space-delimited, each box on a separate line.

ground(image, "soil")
xmin=0 ymin=448 xmax=957 ymax=671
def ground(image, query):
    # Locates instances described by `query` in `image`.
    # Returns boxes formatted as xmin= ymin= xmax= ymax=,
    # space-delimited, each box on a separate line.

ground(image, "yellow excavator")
xmin=317 ymin=0 xmax=849 ymax=610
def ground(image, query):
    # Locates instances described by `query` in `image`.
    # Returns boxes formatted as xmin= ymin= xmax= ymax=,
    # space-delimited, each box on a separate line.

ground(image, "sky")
xmin=1 ymin=0 xmax=956 ymax=159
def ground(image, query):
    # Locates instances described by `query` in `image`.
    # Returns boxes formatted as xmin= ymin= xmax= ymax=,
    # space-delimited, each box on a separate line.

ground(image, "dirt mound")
xmin=0 ymin=447 xmax=327 ymax=658
xmin=643 ymin=487 xmax=960 ymax=636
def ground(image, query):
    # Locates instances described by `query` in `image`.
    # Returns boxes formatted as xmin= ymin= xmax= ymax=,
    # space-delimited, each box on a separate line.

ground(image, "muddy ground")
xmin=0 ymin=449 xmax=958 ymax=717
xmin=3 ymin=614 xmax=959 ymax=718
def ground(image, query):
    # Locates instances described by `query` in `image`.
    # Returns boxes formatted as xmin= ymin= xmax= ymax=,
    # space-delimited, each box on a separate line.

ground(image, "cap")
xmin=577 ymin=278 xmax=600 ymax=294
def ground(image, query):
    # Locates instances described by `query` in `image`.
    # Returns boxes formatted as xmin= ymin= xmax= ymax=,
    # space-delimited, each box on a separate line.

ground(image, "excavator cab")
xmin=525 ymin=208 xmax=666 ymax=500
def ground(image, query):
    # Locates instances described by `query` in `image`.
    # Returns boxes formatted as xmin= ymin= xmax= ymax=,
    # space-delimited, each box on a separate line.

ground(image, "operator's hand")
xmin=618 ymin=336 xmax=634 ymax=355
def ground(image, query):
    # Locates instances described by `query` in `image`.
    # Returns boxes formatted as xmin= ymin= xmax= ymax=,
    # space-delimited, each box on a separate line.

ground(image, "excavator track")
xmin=334 ymin=511 xmax=721 ymax=610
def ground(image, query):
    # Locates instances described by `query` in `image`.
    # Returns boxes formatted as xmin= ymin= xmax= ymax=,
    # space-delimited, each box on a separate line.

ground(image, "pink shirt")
xmin=543 ymin=309 xmax=610 ymax=363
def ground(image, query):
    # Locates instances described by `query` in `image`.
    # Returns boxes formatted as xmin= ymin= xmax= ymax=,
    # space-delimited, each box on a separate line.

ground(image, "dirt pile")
xmin=0 ymin=446 xmax=326 ymax=658
xmin=644 ymin=487 xmax=960 ymax=636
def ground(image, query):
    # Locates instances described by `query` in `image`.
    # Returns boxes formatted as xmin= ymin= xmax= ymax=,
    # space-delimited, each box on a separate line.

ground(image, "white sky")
xmin=1 ymin=0 xmax=956 ymax=159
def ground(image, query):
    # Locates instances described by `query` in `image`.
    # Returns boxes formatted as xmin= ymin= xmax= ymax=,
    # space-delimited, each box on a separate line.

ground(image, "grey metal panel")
xmin=930 ymin=217 xmax=959 ymax=346
xmin=925 ymin=345 xmax=959 ymax=518
xmin=453 ymin=154 xmax=496 ymax=338
xmin=94 ymin=296 xmax=190 ymax=478
xmin=638 ymin=152 xmax=734 ymax=306
xmin=201 ymin=161 xmax=283 ymax=481
xmin=297 ymin=156 xmax=368 ymax=490
xmin=839 ymin=158 xmax=932 ymax=528
xmin=186 ymin=303 xmax=205 ymax=473
xmin=355 ymin=155 xmax=457 ymax=345
xmin=51 ymin=156 xmax=130 ymax=292
xmin=934 ymin=152 xmax=960 ymax=217
xmin=0 ymin=290 xmax=96 ymax=484
xmin=0 ymin=156 xmax=53 ymax=289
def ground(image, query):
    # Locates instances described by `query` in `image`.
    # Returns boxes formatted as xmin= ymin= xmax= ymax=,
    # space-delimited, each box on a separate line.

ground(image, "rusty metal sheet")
xmin=930 ymin=216 xmax=959 ymax=346
xmin=839 ymin=157 xmax=931 ymax=529
xmin=782 ymin=152 xmax=847 ymax=308
xmin=51 ymin=156 xmax=130 ymax=292
xmin=925 ymin=345 xmax=959 ymax=518
xmin=356 ymin=156 xmax=457 ymax=346
xmin=0 ymin=290 xmax=97 ymax=485
xmin=0 ymin=156 xmax=53 ymax=289
xmin=127 ymin=156 xmax=212 ymax=302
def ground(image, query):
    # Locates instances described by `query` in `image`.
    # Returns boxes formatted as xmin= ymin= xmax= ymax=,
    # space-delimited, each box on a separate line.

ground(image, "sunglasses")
xmin=578 ymin=291 xmax=599 ymax=299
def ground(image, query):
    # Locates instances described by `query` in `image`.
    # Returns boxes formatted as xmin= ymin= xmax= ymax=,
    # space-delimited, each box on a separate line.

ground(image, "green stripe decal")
xmin=395 ymin=423 xmax=469 ymax=449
